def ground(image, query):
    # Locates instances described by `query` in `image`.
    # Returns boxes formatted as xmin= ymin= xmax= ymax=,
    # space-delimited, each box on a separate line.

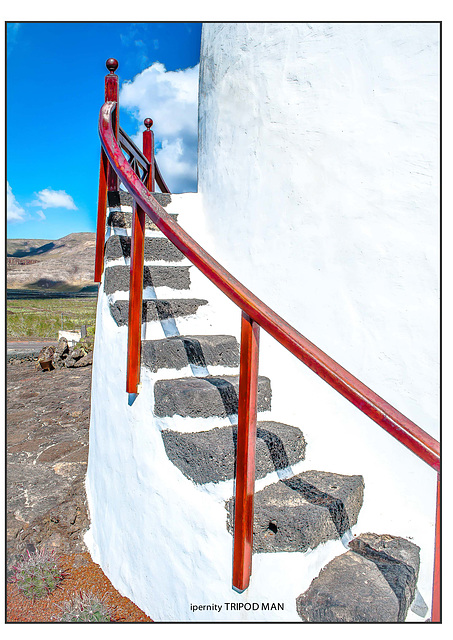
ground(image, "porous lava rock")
xmin=52 ymin=338 xmax=70 ymax=368
xmin=73 ymin=352 xmax=93 ymax=367
xmin=227 ymin=470 xmax=364 ymax=553
xmin=296 ymin=533 xmax=420 ymax=622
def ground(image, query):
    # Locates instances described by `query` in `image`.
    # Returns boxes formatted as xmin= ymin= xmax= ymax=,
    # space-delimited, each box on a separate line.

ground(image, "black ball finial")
xmin=106 ymin=58 xmax=119 ymax=74
xmin=144 ymin=118 xmax=153 ymax=130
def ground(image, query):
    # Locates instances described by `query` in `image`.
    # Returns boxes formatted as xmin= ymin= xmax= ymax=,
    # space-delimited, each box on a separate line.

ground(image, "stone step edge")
xmin=103 ymin=264 xmax=192 ymax=295
xmin=225 ymin=469 xmax=364 ymax=554
xmin=154 ymin=374 xmax=272 ymax=418
xmin=109 ymin=299 xmax=209 ymax=327
xmin=296 ymin=532 xmax=421 ymax=622
xmin=107 ymin=210 xmax=179 ymax=231
xmin=161 ymin=421 xmax=306 ymax=485
xmin=107 ymin=192 xmax=176 ymax=230
xmin=104 ymin=235 xmax=186 ymax=263
xmin=108 ymin=191 xmax=171 ymax=208
xmin=140 ymin=335 xmax=240 ymax=372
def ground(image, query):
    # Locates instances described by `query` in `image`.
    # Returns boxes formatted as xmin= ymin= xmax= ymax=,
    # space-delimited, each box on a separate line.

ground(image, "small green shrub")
xmin=12 ymin=548 xmax=65 ymax=599
xmin=59 ymin=590 xmax=112 ymax=622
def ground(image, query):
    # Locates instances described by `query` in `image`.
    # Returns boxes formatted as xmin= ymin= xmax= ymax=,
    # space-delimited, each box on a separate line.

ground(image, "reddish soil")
xmin=7 ymin=552 xmax=153 ymax=623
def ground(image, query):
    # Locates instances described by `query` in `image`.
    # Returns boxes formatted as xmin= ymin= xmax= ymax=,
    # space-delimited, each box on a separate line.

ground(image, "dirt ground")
xmin=6 ymin=357 xmax=152 ymax=623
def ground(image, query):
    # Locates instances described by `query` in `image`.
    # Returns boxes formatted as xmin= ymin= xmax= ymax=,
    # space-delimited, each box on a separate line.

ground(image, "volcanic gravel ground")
xmin=6 ymin=359 xmax=152 ymax=622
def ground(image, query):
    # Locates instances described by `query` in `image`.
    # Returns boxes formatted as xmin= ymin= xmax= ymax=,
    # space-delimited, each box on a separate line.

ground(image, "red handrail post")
xmin=94 ymin=148 xmax=108 ymax=282
xmin=143 ymin=118 xmax=155 ymax=192
xmin=126 ymin=202 xmax=146 ymax=394
xmin=431 ymin=472 xmax=441 ymax=621
xmin=105 ymin=58 xmax=119 ymax=191
xmin=233 ymin=312 xmax=260 ymax=591
xmin=94 ymin=58 xmax=119 ymax=283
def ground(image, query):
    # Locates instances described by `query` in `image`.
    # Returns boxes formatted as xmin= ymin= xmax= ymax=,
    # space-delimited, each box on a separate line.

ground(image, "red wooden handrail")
xmin=154 ymin=156 xmax=170 ymax=194
xmin=97 ymin=88 xmax=440 ymax=618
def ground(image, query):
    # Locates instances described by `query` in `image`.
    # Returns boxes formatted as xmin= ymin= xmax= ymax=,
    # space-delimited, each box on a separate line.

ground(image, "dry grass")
xmin=7 ymin=299 xmax=97 ymax=340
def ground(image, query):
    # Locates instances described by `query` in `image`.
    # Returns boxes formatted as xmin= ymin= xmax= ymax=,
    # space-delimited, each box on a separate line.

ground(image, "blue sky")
xmin=7 ymin=22 xmax=202 ymax=240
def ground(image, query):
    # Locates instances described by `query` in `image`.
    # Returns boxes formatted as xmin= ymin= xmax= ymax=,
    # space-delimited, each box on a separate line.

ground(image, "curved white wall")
xmin=198 ymin=22 xmax=439 ymax=613
xmin=198 ymin=22 xmax=439 ymax=434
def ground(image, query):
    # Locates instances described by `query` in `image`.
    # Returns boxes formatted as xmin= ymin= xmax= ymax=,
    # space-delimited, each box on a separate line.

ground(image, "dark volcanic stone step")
xmin=107 ymin=210 xmax=178 ymax=231
xmin=108 ymin=190 xmax=172 ymax=209
xmin=105 ymin=235 xmax=185 ymax=263
xmin=226 ymin=470 xmax=364 ymax=553
xmin=107 ymin=191 xmax=178 ymax=231
xmin=161 ymin=421 xmax=306 ymax=484
xmin=141 ymin=335 xmax=239 ymax=372
xmin=109 ymin=299 xmax=208 ymax=326
xmin=154 ymin=375 xmax=272 ymax=418
xmin=296 ymin=533 xmax=420 ymax=622
xmin=104 ymin=265 xmax=191 ymax=295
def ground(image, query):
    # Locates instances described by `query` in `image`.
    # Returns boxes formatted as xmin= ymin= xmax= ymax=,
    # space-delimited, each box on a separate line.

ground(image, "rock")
xmin=70 ymin=348 xmax=86 ymax=360
xmin=162 ymin=421 xmax=306 ymax=484
xmin=227 ymin=470 xmax=364 ymax=553
xmin=73 ymin=352 xmax=93 ymax=367
xmin=52 ymin=355 xmax=65 ymax=369
xmin=37 ymin=345 xmax=55 ymax=371
xmin=38 ymin=345 xmax=55 ymax=361
xmin=52 ymin=340 xmax=69 ymax=368
xmin=349 ymin=533 xmax=421 ymax=619
xmin=64 ymin=347 xmax=86 ymax=368
xmin=296 ymin=533 xmax=420 ymax=622
xmin=55 ymin=337 xmax=69 ymax=358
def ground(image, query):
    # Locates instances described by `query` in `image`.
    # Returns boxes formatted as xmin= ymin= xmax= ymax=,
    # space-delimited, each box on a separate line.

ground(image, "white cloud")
xmin=36 ymin=210 xmax=46 ymax=220
xmin=155 ymin=139 xmax=198 ymax=193
xmin=119 ymin=25 xmax=152 ymax=67
xmin=7 ymin=23 xmax=20 ymax=56
xmin=31 ymin=188 xmax=77 ymax=210
xmin=7 ymin=182 xmax=26 ymax=222
xmin=120 ymin=62 xmax=199 ymax=192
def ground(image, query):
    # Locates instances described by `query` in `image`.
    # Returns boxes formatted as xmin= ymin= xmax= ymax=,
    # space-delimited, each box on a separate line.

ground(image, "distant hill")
xmin=7 ymin=232 xmax=97 ymax=292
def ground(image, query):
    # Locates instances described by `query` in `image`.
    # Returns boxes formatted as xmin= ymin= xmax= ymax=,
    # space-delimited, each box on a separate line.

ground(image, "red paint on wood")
xmin=233 ymin=313 xmax=260 ymax=591
xmin=94 ymin=148 xmax=108 ymax=282
xmin=126 ymin=203 xmax=145 ymax=394
xmin=154 ymin=159 xmax=170 ymax=194
xmin=431 ymin=473 xmax=441 ymax=622
xmin=105 ymin=60 xmax=119 ymax=191
xmin=143 ymin=120 xmax=155 ymax=192
xmin=106 ymin=58 xmax=118 ymax=74
xmin=118 ymin=126 xmax=149 ymax=184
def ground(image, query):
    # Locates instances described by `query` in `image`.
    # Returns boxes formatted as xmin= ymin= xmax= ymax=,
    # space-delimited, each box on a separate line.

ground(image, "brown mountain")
xmin=7 ymin=233 xmax=96 ymax=292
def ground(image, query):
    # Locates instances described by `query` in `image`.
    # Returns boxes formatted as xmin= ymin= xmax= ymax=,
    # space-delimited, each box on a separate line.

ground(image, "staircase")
xmin=86 ymin=59 xmax=439 ymax=622
xmin=86 ymin=190 xmax=424 ymax=622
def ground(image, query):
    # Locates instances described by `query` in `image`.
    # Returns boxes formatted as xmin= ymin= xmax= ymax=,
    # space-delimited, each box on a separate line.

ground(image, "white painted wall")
xmin=198 ymin=22 xmax=439 ymax=433
xmin=197 ymin=22 xmax=439 ymax=616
